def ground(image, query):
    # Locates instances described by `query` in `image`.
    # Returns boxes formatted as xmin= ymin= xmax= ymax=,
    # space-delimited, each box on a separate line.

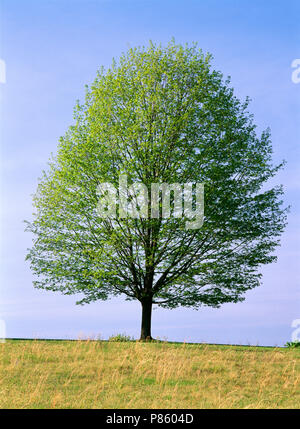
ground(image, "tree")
xmin=25 ymin=41 xmax=287 ymax=340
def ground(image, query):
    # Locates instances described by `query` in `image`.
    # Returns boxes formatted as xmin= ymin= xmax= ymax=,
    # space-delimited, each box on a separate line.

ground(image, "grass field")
xmin=0 ymin=339 xmax=299 ymax=409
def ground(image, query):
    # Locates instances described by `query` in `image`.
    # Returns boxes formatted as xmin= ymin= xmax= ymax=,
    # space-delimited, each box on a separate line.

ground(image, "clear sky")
xmin=0 ymin=0 xmax=299 ymax=345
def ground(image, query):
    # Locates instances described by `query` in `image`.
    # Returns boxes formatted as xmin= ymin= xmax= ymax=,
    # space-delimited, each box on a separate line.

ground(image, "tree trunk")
xmin=140 ymin=299 xmax=153 ymax=340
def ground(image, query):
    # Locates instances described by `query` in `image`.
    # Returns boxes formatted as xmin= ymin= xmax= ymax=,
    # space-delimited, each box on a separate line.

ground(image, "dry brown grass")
xmin=0 ymin=339 xmax=299 ymax=409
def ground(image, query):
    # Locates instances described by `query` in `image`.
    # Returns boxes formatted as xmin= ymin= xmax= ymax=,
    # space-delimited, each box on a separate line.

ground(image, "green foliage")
xmin=108 ymin=333 xmax=135 ymax=342
xmin=25 ymin=40 xmax=287 ymax=318
xmin=285 ymin=341 xmax=300 ymax=348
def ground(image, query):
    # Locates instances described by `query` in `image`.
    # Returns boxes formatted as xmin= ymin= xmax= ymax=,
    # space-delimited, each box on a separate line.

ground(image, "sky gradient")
xmin=0 ymin=0 xmax=299 ymax=345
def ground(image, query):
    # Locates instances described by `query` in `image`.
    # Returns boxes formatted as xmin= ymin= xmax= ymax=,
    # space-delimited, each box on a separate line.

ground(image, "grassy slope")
xmin=0 ymin=339 xmax=299 ymax=409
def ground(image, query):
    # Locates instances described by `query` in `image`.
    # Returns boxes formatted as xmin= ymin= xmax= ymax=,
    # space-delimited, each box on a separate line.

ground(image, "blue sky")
xmin=0 ymin=0 xmax=299 ymax=345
